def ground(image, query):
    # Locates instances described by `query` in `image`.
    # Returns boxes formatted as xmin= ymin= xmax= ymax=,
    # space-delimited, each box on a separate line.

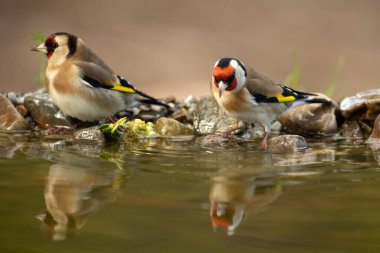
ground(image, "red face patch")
xmin=213 ymin=65 xmax=235 ymax=82
xmin=213 ymin=64 xmax=237 ymax=90
xmin=44 ymin=36 xmax=58 ymax=59
xmin=226 ymin=78 xmax=237 ymax=91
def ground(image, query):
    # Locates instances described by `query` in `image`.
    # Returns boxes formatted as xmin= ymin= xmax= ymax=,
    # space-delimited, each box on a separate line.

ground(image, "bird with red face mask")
xmin=32 ymin=32 xmax=167 ymax=122
xmin=210 ymin=57 xmax=328 ymax=149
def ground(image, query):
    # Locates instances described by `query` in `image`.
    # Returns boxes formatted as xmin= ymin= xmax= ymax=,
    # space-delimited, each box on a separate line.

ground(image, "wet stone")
xmin=278 ymin=98 xmax=338 ymax=135
xmin=135 ymin=110 xmax=158 ymax=122
xmin=24 ymin=93 xmax=72 ymax=128
xmin=193 ymin=96 xmax=243 ymax=136
xmin=340 ymin=89 xmax=380 ymax=121
xmin=73 ymin=127 xmax=105 ymax=144
xmin=16 ymin=104 xmax=28 ymax=117
xmin=170 ymin=108 xmax=192 ymax=123
xmin=271 ymin=121 xmax=282 ymax=132
xmin=269 ymin=135 xmax=308 ymax=153
xmin=366 ymin=115 xmax=380 ymax=164
xmin=340 ymin=120 xmax=363 ymax=139
xmin=366 ymin=114 xmax=380 ymax=142
xmin=0 ymin=93 xmax=29 ymax=131
xmin=155 ymin=117 xmax=194 ymax=136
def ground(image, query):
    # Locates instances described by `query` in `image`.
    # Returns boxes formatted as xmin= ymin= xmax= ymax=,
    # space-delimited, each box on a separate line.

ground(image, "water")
xmin=1 ymin=133 xmax=380 ymax=253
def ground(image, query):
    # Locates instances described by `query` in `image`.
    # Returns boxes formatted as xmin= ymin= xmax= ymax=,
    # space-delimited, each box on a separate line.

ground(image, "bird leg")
xmin=107 ymin=116 xmax=118 ymax=124
xmin=34 ymin=119 xmax=54 ymax=130
xmin=219 ymin=126 xmax=243 ymax=137
xmin=258 ymin=125 xmax=270 ymax=150
xmin=204 ymin=126 xmax=243 ymax=141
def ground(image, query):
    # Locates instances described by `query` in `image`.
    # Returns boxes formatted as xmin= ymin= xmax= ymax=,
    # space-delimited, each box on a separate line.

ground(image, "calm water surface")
xmin=1 ymin=133 xmax=380 ymax=253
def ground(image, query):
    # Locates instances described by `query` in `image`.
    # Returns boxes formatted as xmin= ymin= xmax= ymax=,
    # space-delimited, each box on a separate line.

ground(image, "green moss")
xmin=99 ymin=118 xmax=157 ymax=141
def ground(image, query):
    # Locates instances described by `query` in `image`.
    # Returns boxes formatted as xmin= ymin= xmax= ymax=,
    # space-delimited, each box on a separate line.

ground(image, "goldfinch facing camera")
xmin=211 ymin=58 xmax=328 ymax=149
xmin=32 ymin=32 xmax=167 ymax=122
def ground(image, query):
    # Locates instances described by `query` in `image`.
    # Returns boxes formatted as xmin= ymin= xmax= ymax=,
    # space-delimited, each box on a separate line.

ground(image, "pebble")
xmin=269 ymin=135 xmax=308 ymax=153
xmin=155 ymin=117 xmax=194 ymax=136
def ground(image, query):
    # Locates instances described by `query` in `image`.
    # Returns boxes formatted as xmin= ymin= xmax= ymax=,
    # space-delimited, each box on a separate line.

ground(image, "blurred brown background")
xmin=0 ymin=0 xmax=379 ymax=100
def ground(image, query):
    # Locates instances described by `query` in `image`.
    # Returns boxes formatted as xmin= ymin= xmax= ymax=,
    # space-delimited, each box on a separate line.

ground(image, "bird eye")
xmin=226 ymin=72 xmax=235 ymax=84
xmin=45 ymin=42 xmax=58 ymax=52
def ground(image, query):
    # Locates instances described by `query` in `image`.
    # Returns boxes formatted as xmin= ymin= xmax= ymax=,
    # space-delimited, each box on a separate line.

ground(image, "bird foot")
xmin=203 ymin=127 xmax=242 ymax=143
xmin=258 ymin=136 xmax=269 ymax=150
xmin=208 ymin=126 xmax=243 ymax=138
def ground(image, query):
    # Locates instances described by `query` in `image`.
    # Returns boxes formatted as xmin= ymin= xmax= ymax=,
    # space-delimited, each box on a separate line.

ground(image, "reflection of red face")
xmin=213 ymin=65 xmax=237 ymax=91
xmin=210 ymin=203 xmax=235 ymax=231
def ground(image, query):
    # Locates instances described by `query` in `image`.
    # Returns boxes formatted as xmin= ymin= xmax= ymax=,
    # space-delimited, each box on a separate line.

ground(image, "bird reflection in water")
xmin=209 ymin=172 xmax=282 ymax=236
xmin=36 ymin=153 xmax=129 ymax=241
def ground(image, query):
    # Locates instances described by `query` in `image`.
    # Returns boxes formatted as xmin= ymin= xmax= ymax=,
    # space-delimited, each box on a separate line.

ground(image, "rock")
xmin=278 ymin=97 xmax=338 ymax=135
xmin=155 ymin=117 xmax=194 ymax=136
xmin=0 ymin=93 xmax=29 ymax=131
xmin=366 ymin=114 xmax=380 ymax=142
xmin=164 ymin=95 xmax=176 ymax=103
xmin=170 ymin=108 xmax=192 ymax=123
xmin=73 ymin=127 xmax=106 ymax=144
xmin=24 ymin=93 xmax=72 ymax=128
xmin=366 ymin=115 xmax=380 ymax=164
xmin=16 ymin=104 xmax=28 ymax=117
xmin=340 ymin=120 xmax=363 ymax=139
xmin=136 ymin=110 xmax=158 ymax=122
xmin=269 ymin=135 xmax=308 ymax=153
xmin=340 ymin=89 xmax=380 ymax=121
xmin=6 ymin=92 xmax=18 ymax=105
xmin=184 ymin=95 xmax=198 ymax=114
xmin=271 ymin=121 xmax=282 ymax=132
xmin=193 ymin=96 xmax=243 ymax=136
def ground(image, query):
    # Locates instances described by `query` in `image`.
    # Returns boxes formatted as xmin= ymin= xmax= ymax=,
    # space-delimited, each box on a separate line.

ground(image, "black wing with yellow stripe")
xmin=83 ymin=75 xmax=169 ymax=108
xmin=82 ymin=75 xmax=136 ymax=94
xmin=251 ymin=84 xmax=317 ymax=103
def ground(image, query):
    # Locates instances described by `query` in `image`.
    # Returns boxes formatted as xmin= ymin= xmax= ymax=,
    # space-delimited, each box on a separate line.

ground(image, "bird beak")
xmin=218 ymin=81 xmax=228 ymax=98
xmin=31 ymin=43 xmax=47 ymax=53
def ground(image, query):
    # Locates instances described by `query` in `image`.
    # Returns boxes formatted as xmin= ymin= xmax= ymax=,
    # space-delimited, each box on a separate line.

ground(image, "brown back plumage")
xmin=244 ymin=65 xmax=283 ymax=97
xmin=72 ymin=39 xmax=118 ymax=86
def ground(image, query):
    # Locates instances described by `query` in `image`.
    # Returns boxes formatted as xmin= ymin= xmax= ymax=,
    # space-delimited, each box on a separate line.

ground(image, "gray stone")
xmin=164 ymin=95 xmax=176 ymax=103
xmin=278 ymin=96 xmax=338 ymax=135
xmin=73 ymin=127 xmax=106 ymax=144
xmin=0 ymin=93 xmax=29 ymax=131
xmin=184 ymin=95 xmax=198 ymax=114
xmin=170 ymin=108 xmax=192 ymax=123
xmin=6 ymin=92 xmax=18 ymax=105
xmin=193 ymin=96 xmax=243 ymax=136
xmin=269 ymin=135 xmax=308 ymax=153
xmin=136 ymin=110 xmax=158 ymax=122
xmin=24 ymin=93 xmax=72 ymax=128
xmin=340 ymin=120 xmax=363 ymax=139
xmin=340 ymin=89 xmax=380 ymax=121
xmin=156 ymin=117 xmax=194 ymax=136
xmin=271 ymin=121 xmax=282 ymax=132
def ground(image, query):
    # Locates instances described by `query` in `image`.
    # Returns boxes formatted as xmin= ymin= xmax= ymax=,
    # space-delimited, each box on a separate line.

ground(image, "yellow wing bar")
xmin=276 ymin=94 xmax=296 ymax=102
xmin=111 ymin=84 xmax=136 ymax=93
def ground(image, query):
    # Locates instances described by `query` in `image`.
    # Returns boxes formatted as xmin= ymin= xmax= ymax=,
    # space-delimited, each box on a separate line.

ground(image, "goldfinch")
xmin=32 ymin=32 xmax=167 ymax=122
xmin=211 ymin=57 xmax=328 ymax=149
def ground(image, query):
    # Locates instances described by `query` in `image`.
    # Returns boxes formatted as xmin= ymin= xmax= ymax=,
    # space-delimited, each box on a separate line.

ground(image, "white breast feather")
xmin=49 ymin=81 xmax=126 ymax=121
